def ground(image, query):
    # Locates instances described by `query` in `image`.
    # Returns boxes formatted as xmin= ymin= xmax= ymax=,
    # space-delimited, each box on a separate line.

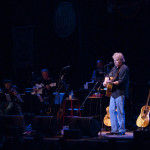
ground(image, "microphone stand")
xmin=79 ymin=81 xmax=99 ymax=113
xmin=97 ymin=81 xmax=104 ymax=137
xmin=56 ymin=69 xmax=66 ymax=104
xmin=56 ymin=66 xmax=68 ymax=92
xmin=79 ymin=67 xmax=108 ymax=114
xmin=47 ymin=69 xmax=65 ymax=116
xmin=79 ymin=79 xmax=104 ymax=137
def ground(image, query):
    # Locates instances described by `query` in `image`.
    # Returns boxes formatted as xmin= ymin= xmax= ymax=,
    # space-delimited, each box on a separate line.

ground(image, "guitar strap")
xmin=111 ymin=65 xmax=123 ymax=82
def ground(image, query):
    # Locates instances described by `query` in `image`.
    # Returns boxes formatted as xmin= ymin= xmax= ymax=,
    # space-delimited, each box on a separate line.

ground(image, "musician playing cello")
xmin=103 ymin=52 xmax=129 ymax=135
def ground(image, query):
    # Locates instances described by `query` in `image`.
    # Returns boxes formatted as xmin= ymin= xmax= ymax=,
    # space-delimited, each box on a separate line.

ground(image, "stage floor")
xmin=100 ymin=131 xmax=133 ymax=140
xmin=5 ymin=131 xmax=140 ymax=150
xmin=22 ymin=131 xmax=134 ymax=142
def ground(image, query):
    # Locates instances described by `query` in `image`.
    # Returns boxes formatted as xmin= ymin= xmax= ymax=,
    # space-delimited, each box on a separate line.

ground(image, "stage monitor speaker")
xmin=69 ymin=117 xmax=101 ymax=137
xmin=2 ymin=115 xmax=24 ymax=136
xmin=32 ymin=116 xmax=61 ymax=136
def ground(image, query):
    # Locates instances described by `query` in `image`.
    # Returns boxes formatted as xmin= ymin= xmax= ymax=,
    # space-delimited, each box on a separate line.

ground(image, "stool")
xmin=63 ymin=98 xmax=81 ymax=125
xmin=87 ymin=96 xmax=102 ymax=117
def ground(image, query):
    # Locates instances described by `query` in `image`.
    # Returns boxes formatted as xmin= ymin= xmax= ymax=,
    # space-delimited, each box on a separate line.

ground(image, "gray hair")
xmin=112 ymin=52 xmax=125 ymax=63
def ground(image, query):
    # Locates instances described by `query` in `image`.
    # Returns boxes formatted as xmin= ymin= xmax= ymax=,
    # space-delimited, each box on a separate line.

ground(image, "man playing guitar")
xmin=32 ymin=69 xmax=56 ymax=96
xmin=32 ymin=69 xmax=56 ymax=115
xmin=103 ymin=52 xmax=129 ymax=135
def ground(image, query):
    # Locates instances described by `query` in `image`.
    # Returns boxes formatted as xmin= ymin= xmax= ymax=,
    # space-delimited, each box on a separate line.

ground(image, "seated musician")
xmin=91 ymin=60 xmax=105 ymax=82
xmin=2 ymin=80 xmax=24 ymax=115
xmin=103 ymin=52 xmax=129 ymax=135
xmin=33 ymin=69 xmax=56 ymax=115
xmin=33 ymin=69 xmax=56 ymax=96
xmin=91 ymin=60 xmax=110 ymax=93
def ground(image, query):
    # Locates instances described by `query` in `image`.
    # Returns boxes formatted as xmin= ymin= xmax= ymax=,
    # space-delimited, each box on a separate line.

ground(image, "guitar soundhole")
xmin=144 ymin=110 xmax=147 ymax=114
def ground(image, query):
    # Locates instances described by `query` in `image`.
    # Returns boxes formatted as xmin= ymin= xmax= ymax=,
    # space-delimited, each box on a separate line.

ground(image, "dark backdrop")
xmin=0 ymin=0 xmax=150 ymax=110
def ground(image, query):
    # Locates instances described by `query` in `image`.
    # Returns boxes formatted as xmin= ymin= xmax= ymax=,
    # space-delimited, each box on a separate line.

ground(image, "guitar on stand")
xmin=103 ymin=106 xmax=111 ymax=127
xmin=136 ymin=90 xmax=150 ymax=128
xmin=103 ymin=106 xmax=117 ymax=127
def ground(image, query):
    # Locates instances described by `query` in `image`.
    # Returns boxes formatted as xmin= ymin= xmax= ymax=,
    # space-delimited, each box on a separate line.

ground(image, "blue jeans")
xmin=109 ymin=95 xmax=125 ymax=133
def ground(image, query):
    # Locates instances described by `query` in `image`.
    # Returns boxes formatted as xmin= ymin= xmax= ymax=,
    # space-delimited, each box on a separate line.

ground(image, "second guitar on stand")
xmin=136 ymin=90 xmax=150 ymax=128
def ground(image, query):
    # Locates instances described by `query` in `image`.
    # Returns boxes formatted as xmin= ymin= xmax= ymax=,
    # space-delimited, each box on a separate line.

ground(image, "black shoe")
xmin=106 ymin=132 xmax=118 ymax=135
xmin=118 ymin=132 xmax=125 ymax=135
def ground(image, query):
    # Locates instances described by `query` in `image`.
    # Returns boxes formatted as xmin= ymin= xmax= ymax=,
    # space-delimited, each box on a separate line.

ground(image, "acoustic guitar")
xmin=106 ymin=77 xmax=114 ymax=97
xmin=31 ymin=83 xmax=56 ymax=95
xmin=136 ymin=90 xmax=150 ymax=128
xmin=105 ymin=66 xmax=122 ymax=97
xmin=103 ymin=106 xmax=117 ymax=127
xmin=103 ymin=106 xmax=111 ymax=126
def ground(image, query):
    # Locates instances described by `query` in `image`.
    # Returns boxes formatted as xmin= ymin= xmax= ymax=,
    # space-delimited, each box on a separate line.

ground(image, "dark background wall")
xmin=0 ymin=0 xmax=150 ymax=107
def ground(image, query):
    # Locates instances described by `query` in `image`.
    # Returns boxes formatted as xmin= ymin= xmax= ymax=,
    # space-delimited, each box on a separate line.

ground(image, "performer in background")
xmin=33 ymin=69 xmax=56 ymax=96
xmin=2 ymin=80 xmax=24 ymax=115
xmin=91 ymin=60 xmax=105 ymax=82
xmin=103 ymin=52 xmax=129 ymax=135
xmin=32 ymin=69 xmax=56 ymax=115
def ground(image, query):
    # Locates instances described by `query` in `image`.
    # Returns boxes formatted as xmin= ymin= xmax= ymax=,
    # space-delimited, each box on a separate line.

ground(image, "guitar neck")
xmin=146 ymin=90 xmax=150 ymax=106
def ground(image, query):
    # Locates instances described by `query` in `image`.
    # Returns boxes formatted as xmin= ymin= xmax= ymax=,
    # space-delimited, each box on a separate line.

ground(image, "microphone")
xmin=104 ymin=62 xmax=113 ymax=67
xmin=62 ymin=65 xmax=71 ymax=70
